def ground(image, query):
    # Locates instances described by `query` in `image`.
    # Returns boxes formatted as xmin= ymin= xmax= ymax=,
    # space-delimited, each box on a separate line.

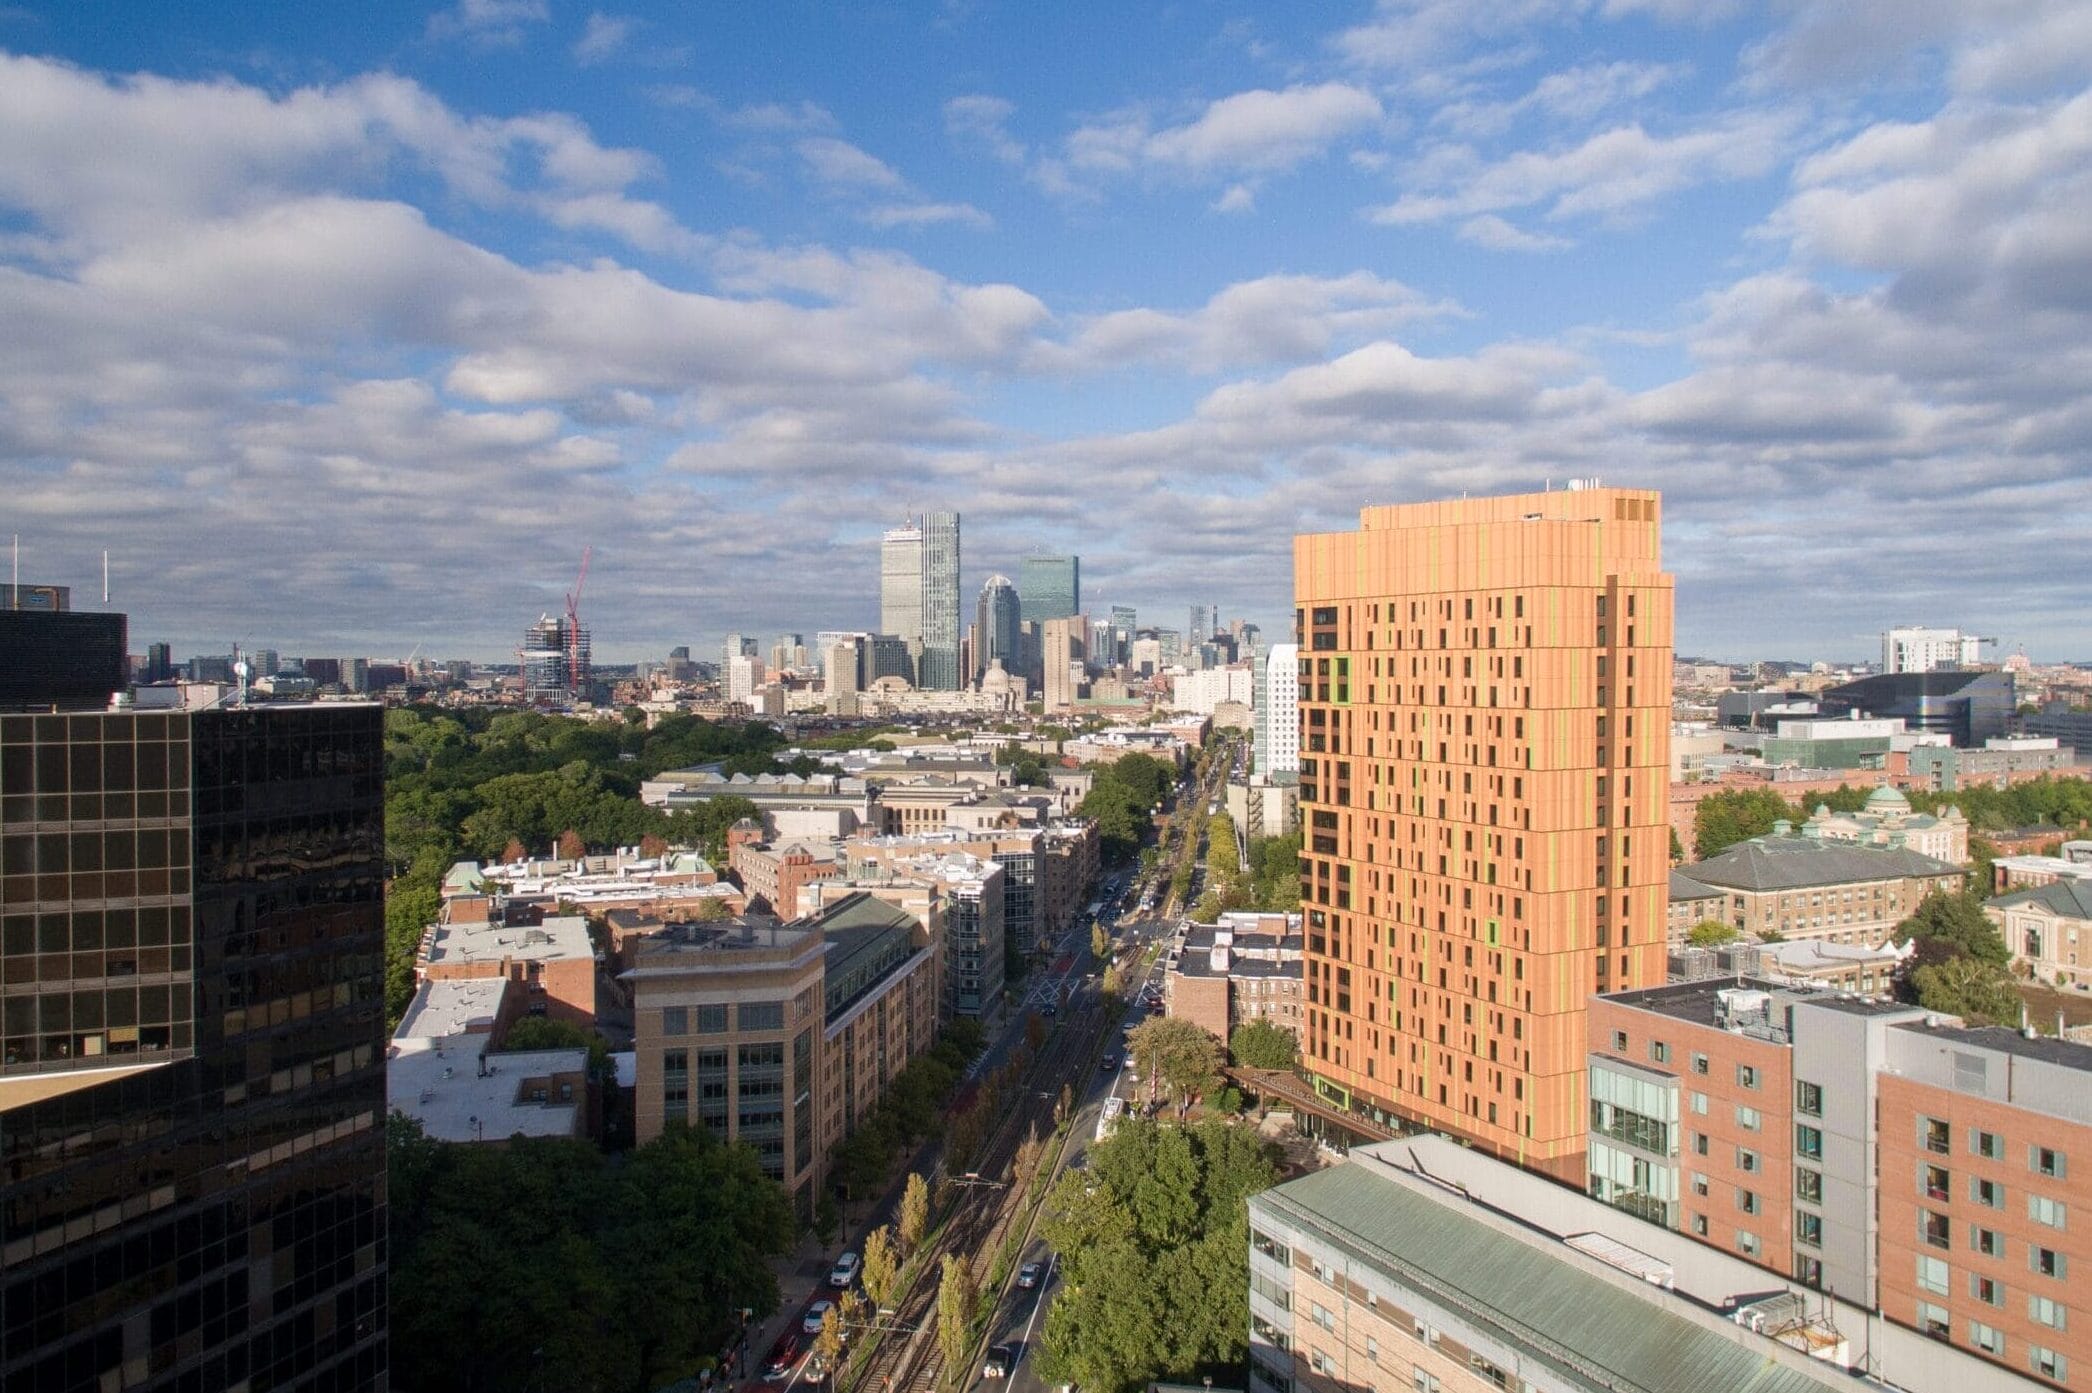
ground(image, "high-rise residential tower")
xmin=1 ymin=614 xmax=388 ymax=1392
xmin=974 ymin=575 xmax=1021 ymax=684
xmin=879 ymin=522 xmax=924 ymax=653
xmin=1018 ymin=555 xmax=1079 ymax=626
xmin=1292 ymin=485 xmax=1673 ymax=1183
xmin=1041 ymin=615 xmax=1086 ymax=712
xmin=918 ymin=511 xmax=961 ymax=691
xmin=1256 ymin=641 xmax=1300 ymax=776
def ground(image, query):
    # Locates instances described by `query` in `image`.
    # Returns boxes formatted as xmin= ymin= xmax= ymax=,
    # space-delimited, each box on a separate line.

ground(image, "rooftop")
xmin=1681 ymin=834 xmax=1962 ymax=893
xmin=394 ymin=978 xmax=509 ymax=1041
xmin=387 ymin=1038 xmax=586 ymax=1142
xmin=1891 ymin=1020 xmax=2092 ymax=1071
xmin=1603 ymin=976 xmax=1923 ymax=1032
xmin=424 ymin=913 xmax=595 ymax=967
xmin=1669 ymin=870 xmax=1722 ymax=902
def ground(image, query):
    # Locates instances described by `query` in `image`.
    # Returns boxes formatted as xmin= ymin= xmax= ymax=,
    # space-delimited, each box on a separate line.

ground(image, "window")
xmin=1969 ymin=1321 xmax=2004 ymax=1356
xmin=2031 ymin=1346 xmax=2067 ymax=1381
xmin=1922 ymin=1210 xmax=1952 ymax=1250
xmin=1310 ymin=1350 xmax=1334 ymax=1376
xmin=1366 ymin=1337 xmax=1378 ymax=1364
xmin=1972 ymin=1130 xmax=2005 ymax=1160
xmin=1694 ymin=1132 xmax=1710 ymax=1156
xmin=1925 ymin=1165 xmax=1952 ymax=1201
xmin=1973 ymin=1177 xmax=2004 ymax=1209
xmin=1738 ymin=1230 xmax=1760 ymax=1257
xmin=1922 ymin=1116 xmax=1951 ymax=1155
xmin=1252 ymin=1229 xmax=1291 ymax=1265
xmin=1692 ymin=1172 xmax=1710 ymax=1197
xmin=2029 ymin=1295 xmax=2067 ymax=1331
xmin=2029 ymin=1195 xmax=2068 ymax=1230
xmin=738 ymin=1001 xmax=784 ymax=1031
xmin=1796 ymin=1168 xmax=1823 ymax=1204
xmin=1917 ymin=1255 xmax=1950 ymax=1295
xmin=661 ymin=1006 xmax=687 ymax=1036
xmin=1691 ymin=1052 xmax=1709 ymax=1075
xmin=1311 ymin=1303 xmax=1335 ymax=1332
xmin=1796 ymin=1080 xmax=1823 ymax=1116
xmin=2031 ymin=1246 xmax=2066 ymax=1279
xmin=1738 ymin=1147 xmax=1760 ymax=1173
xmin=1692 ymin=1214 xmax=1709 ymax=1236
xmin=1468 ymin=1354 xmax=1514 ymax=1390
xmin=1736 ymin=1105 xmax=1762 ymax=1131
xmin=1918 ymin=1302 xmax=1951 ymax=1339
xmin=1971 ymin=1274 xmax=2003 ymax=1307
xmin=695 ymin=1003 xmax=729 ymax=1033
xmin=1974 ymin=1227 xmax=2004 ymax=1258
xmin=1690 ymin=1091 xmax=1708 ymax=1115
xmin=1613 ymin=1030 xmax=1628 ymax=1052
xmin=1649 ymin=1040 xmax=1670 ymax=1064
xmin=1738 ymin=1188 xmax=1760 ymax=1215
xmin=1737 ymin=1064 xmax=1760 ymax=1089
xmin=1797 ymin=1124 xmax=1823 ymax=1160
xmin=1798 ymin=1213 xmax=1822 ymax=1247
xmin=1411 ymin=1371 xmax=1441 ymax=1393
xmin=2032 ymin=1146 xmax=2067 ymax=1179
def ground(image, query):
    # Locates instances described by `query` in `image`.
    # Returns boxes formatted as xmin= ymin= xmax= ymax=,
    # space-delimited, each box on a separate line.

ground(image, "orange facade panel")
xmin=1294 ymin=488 xmax=1673 ymax=1180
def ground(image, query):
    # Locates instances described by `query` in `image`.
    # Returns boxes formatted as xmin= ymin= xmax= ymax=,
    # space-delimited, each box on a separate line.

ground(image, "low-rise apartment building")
xmin=1674 ymin=830 xmax=1964 ymax=945
xmin=728 ymin=829 xmax=842 ymax=919
xmin=418 ymin=894 xmax=600 ymax=1025
xmin=1164 ymin=913 xmax=1304 ymax=1046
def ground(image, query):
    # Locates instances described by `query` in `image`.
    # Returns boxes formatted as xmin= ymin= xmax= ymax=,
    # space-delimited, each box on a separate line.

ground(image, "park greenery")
xmin=1077 ymin=751 xmax=1176 ymax=863
xmin=1893 ymin=890 xmax=2023 ymax=1025
xmin=1036 ymin=1118 xmax=1282 ymax=1393
xmin=1125 ymin=1016 xmax=1225 ymax=1117
xmin=1229 ymin=1017 xmax=1299 ymax=1071
xmin=826 ymin=1020 xmax=984 ymax=1212
xmin=1190 ymin=810 xmax=1301 ymax=922
xmin=388 ymin=1114 xmax=794 ymax=1393
xmin=1686 ymin=920 xmax=1741 ymax=948
xmin=380 ymin=706 xmax=786 ymax=1022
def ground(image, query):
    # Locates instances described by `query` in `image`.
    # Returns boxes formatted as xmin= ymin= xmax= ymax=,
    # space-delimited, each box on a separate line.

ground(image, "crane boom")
xmin=564 ymin=546 xmax=593 ymax=692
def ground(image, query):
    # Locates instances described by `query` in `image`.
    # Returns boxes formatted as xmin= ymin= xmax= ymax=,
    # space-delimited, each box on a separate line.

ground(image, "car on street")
xmin=828 ymin=1251 xmax=861 ymax=1288
xmin=762 ymin=1335 xmax=801 ymax=1381
xmin=1041 ymin=1003 xmax=1057 ymax=1017
xmin=802 ymin=1300 xmax=835 ymax=1336
xmin=1099 ymin=1052 xmax=1118 ymax=1070
xmin=982 ymin=1343 xmax=1015 ymax=1378
xmin=1017 ymin=1262 xmax=1042 ymax=1289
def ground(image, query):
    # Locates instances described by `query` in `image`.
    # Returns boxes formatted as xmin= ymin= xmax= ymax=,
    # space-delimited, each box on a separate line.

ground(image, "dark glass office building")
xmin=1 ymin=637 xmax=387 ymax=1392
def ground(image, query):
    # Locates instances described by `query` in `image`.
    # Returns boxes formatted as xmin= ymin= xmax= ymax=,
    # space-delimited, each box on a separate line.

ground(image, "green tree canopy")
xmin=1229 ymin=1018 xmax=1298 ymax=1071
xmin=1126 ymin=1017 xmax=1224 ymax=1116
xmin=1692 ymin=787 xmax=1801 ymax=860
xmin=1910 ymin=956 xmax=2023 ymax=1026
xmin=1894 ymin=891 xmax=2010 ymax=967
xmin=1686 ymin=920 xmax=1741 ymax=947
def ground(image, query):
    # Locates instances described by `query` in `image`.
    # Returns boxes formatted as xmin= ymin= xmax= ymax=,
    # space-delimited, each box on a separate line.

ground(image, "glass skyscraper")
xmin=917 ymin=511 xmax=961 ymax=691
xmin=1 ymin=618 xmax=388 ymax=1392
xmin=973 ymin=575 xmax=1021 ymax=682
xmin=1018 ymin=554 xmax=1079 ymax=626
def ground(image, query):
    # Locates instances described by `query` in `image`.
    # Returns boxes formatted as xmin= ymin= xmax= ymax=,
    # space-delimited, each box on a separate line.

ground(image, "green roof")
xmin=1258 ymin=1163 xmax=1845 ymax=1393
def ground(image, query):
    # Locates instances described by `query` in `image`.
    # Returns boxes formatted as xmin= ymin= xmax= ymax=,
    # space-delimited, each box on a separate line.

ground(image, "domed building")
xmin=1799 ymin=785 xmax=1969 ymax=864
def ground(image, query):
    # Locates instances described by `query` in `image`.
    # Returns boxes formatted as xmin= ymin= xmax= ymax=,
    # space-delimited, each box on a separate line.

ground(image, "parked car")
xmin=762 ymin=1336 xmax=801 ymax=1381
xmin=828 ymin=1251 xmax=861 ymax=1288
xmin=982 ymin=1343 xmax=1014 ymax=1379
xmin=1017 ymin=1262 xmax=1042 ymax=1290
xmin=802 ymin=1300 xmax=835 ymax=1336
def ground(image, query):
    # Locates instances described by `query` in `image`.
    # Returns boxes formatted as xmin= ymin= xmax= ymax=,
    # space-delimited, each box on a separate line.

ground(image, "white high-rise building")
xmin=726 ymin=654 xmax=765 ymax=704
xmin=1256 ymin=643 xmax=1299 ymax=775
xmin=1170 ymin=665 xmax=1253 ymax=715
xmin=1881 ymin=627 xmax=1985 ymax=673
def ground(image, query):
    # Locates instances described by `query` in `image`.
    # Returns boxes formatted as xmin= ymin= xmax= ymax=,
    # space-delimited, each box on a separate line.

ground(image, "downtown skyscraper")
xmin=1017 ymin=554 xmax=1079 ymax=626
xmin=1292 ymin=486 xmax=1672 ymax=1183
xmin=974 ymin=574 xmax=1021 ymax=683
xmin=879 ymin=513 xmax=961 ymax=690
xmin=879 ymin=521 xmax=924 ymax=661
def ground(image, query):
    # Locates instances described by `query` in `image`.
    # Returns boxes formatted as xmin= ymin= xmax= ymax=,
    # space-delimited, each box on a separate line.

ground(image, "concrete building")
xmin=1987 ymin=879 xmax=2092 ymax=990
xmin=824 ymin=850 xmax=1006 ymax=1017
xmin=1164 ymin=913 xmax=1304 ymax=1046
xmin=1760 ymin=716 xmax=1901 ymax=770
xmin=1248 ymin=1134 xmax=1997 ymax=1393
xmin=1019 ymin=553 xmax=1079 ymax=626
xmin=1292 ymin=484 xmax=1673 ymax=1183
xmin=1798 ymin=784 xmax=1969 ymax=863
xmin=624 ymin=893 xmax=939 ymax=1216
xmin=389 ymin=978 xmax=590 ymax=1144
xmin=1673 ymin=831 xmax=1965 ymax=945
xmin=1171 ymin=663 xmax=1253 ymax=715
xmin=1909 ymin=737 xmax=2077 ymax=791
xmin=727 ymin=652 xmax=766 ymax=704
xmin=880 ymin=521 xmax=924 ymax=659
xmin=729 ymin=833 xmax=843 ymax=920
xmin=1042 ymin=614 xmax=1086 ymax=712
xmin=1883 ymin=627 xmax=1986 ymax=674
xmin=1256 ymin=641 xmax=1300 ymax=776
xmin=1227 ymin=773 xmax=1301 ymax=840
xmin=418 ymin=896 xmax=601 ymax=1025
xmin=2021 ymin=702 xmax=2092 ymax=757
xmin=1993 ymin=842 xmax=2092 ymax=895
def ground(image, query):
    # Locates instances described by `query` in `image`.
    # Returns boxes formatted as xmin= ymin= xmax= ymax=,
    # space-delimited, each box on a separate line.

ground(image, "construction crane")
xmin=564 ymin=546 xmax=592 ymax=692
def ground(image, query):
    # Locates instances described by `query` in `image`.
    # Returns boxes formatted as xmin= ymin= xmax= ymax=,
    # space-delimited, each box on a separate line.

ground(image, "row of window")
xmin=657 ymin=1000 xmax=787 ymax=1036
xmin=1914 ymin=1302 xmax=2069 ymax=1381
xmin=1920 ymin=1116 xmax=2068 ymax=1177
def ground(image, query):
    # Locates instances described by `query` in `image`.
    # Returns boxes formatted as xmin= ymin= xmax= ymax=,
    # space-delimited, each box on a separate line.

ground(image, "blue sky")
xmin=2 ymin=1 xmax=2088 ymax=663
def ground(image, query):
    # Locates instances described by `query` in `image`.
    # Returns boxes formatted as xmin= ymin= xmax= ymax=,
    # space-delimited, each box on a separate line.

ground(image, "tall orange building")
xmin=1292 ymin=484 xmax=1673 ymax=1182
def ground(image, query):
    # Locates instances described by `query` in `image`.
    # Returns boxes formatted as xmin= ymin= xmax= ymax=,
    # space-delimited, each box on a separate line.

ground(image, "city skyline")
xmin=3 ymin=7 xmax=2088 ymax=662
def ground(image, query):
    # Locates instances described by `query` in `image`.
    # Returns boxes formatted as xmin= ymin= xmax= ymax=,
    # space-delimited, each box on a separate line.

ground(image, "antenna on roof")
xmin=102 ymin=549 xmax=109 ymax=605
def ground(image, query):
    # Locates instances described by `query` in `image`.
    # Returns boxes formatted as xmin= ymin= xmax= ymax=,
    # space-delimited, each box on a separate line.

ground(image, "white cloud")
xmin=1333 ymin=0 xmax=1577 ymax=73
xmin=572 ymin=12 xmax=634 ymax=66
xmin=1370 ymin=109 xmax=1795 ymax=226
xmin=1434 ymin=60 xmax=1688 ymax=138
xmin=1742 ymin=0 xmax=2092 ymax=97
xmin=1141 ymin=83 xmax=1384 ymax=171
xmin=796 ymin=136 xmax=905 ymax=190
xmin=426 ymin=0 xmax=549 ymax=46
xmin=944 ymin=94 xmax=1025 ymax=164
xmin=862 ymin=201 xmax=993 ymax=230
xmin=1213 ymin=184 xmax=1257 ymax=214
xmin=1457 ymin=214 xmax=1571 ymax=251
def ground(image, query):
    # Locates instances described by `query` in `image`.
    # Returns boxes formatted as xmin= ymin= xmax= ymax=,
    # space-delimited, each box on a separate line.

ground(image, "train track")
xmin=847 ymin=983 xmax=1112 ymax=1393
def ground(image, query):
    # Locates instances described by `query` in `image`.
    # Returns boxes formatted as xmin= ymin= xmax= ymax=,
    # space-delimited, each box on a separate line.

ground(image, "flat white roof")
xmin=387 ymin=1037 xmax=586 ymax=1142
xmin=394 ymin=978 xmax=507 ymax=1041
xmin=424 ymin=913 xmax=595 ymax=966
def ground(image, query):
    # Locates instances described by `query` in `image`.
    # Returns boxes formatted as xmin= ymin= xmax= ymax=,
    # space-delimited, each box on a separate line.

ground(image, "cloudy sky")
xmin=3 ymin=2 xmax=2088 ymax=664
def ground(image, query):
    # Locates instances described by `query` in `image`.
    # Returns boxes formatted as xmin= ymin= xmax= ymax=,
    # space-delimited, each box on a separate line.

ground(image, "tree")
xmin=501 ymin=836 xmax=527 ymax=864
xmin=812 ymin=1305 xmax=843 ymax=1374
xmin=639 ymin=832 xmax=670 ymax=858
xmin=556 ymin=827 xmax=587 ymax=862
xmin=1101 ymin=964 xmax=1126 ymax=1005
xmin=899 ymin=1172 xmax=930 ymax=1254
xmin=1686 ymin=920 xmax=1741 ymax=947
xmin=1229 ymin=1018 xmax=1298 ymax=1071
xmin=1189 ymin=890 xmax=1223 ymax=924
xmin=1895 ymin=891 xmax=2009 ymax=966
xmin=1092 ymin=921 xmax=1111 ymax=961
xmin=935 ymin=1254 xmax=977 ymax=1375
xmin=1127 ymin=1017 xmax=1224 ymax=1116
xmin=1693 ymin=788 xmax=1799 ymax=860
xmin=499 ymin=1016 xmax=611 ymax=1078
xmin=860 ymin=1225 xmax=899 ymax=1312
xmin=1911 ymin=956 xmax=2023 ymax=1026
